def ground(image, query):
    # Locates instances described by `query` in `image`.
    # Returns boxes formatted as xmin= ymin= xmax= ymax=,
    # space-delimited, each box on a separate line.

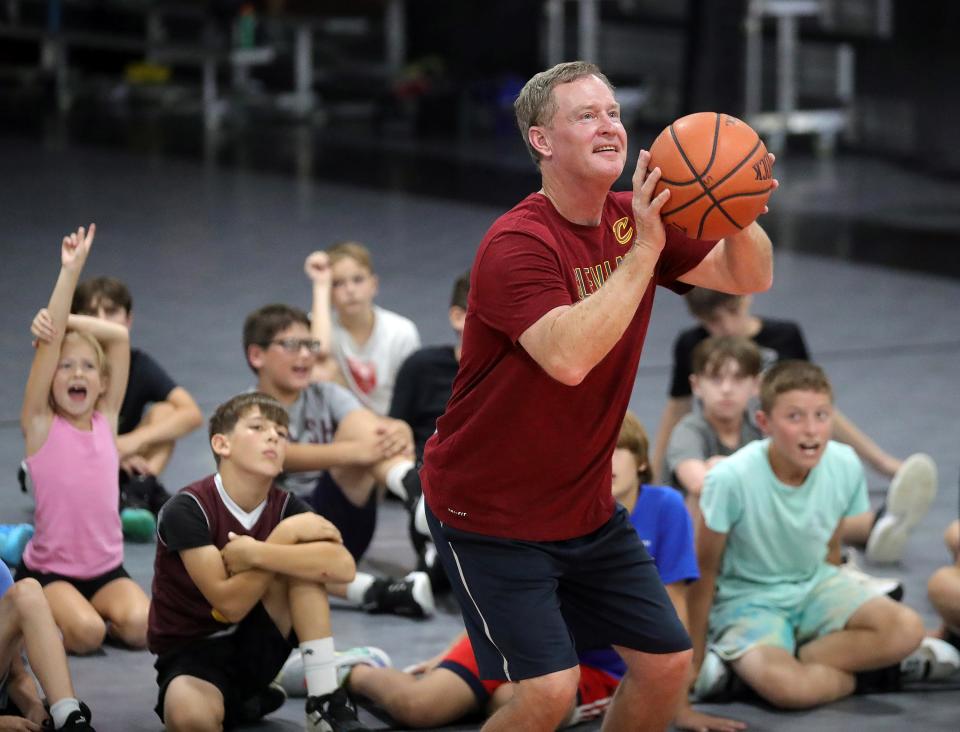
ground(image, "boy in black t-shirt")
xmin=389 ymin=268 xmax=470 ymax=462
xmin=147 ymin=392 xmax=371 ymax=731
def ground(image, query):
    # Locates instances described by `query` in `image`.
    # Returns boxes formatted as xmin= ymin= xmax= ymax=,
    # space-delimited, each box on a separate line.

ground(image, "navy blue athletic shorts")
xmin=426 ymin=503 xmax=691 ymax=682
xmin=308 ymin=472 xmax=377 ymax=560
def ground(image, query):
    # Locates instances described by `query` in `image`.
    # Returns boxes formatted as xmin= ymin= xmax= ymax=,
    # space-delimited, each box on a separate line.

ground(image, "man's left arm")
xmin=678 ymin=222 xmax=774 ymax=295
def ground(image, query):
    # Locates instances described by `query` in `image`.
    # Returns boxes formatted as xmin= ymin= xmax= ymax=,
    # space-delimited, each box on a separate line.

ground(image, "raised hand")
xmin=61 ymin=223 xmax=96 ymax=272
xmin=30 ymin=308 xmax=56 ymax=347
xmin=760 ymin=153 xmax=779 ymax=215
xmin=304 ymin=250 xmax=332 ymax=287
xmin=631 ymin=151 xmax=669 ymax=254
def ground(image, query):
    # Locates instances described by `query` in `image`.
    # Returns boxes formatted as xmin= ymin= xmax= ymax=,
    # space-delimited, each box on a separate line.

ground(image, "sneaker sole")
xmin=886 ymin=453 xmax=938 ymax=528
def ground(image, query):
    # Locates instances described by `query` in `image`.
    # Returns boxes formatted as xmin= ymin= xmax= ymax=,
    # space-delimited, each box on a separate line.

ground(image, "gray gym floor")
xmin=1 ymin=133 xmax=958 ymax=730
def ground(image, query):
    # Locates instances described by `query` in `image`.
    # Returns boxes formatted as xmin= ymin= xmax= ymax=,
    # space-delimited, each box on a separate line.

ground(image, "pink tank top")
xmin=23 ymin=412 xmax=123 ymax=578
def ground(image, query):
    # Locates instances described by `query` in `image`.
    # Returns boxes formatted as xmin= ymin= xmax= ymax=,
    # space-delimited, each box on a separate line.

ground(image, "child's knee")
xmin=62 ymin=615 xmax=107 ymax=654
xmin=165 ymin=694 xmax=224 ymax=732
xmin=7 ymin=578 xmax=47 ymax=618
xmin=113 ymin=605 xmax=149 ymax=647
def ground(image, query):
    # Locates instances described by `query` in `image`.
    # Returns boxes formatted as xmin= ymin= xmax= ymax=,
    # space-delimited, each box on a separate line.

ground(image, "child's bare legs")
xmin=840 ymin=512 xmax=875 ymax=547
xmin=328 ymin=409 xmax=412 ymax=507
xmin=91 ymin=578 xmax=149 ymax=648
xmin=0 ymin=579 xmax=76 ymax=703
xmin=348 ymin=665 xmax=478 ymax=727
xmin=945 ymin=520 xmax=960 ymax=559
xmin=928 ymin=563 xmax=960 ymax=636
xmin=163 ymin=675 xmax=226 ymax=732
xmin=733 ymin=597 xmax=923 ymax=709
xmin=43 ymin=583 xmax=106 ymax=654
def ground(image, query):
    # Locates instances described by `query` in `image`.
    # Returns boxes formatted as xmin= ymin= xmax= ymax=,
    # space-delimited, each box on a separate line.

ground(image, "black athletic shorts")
xmin=308 ymin=472 xmax=377 ymax=560
xmin=14 ymin=561 xmax=130 ymax=601
xmin=426 ymin=503 xmax=691 ymax=682
xmin=153 ymin=602 xmax=297 ymax=728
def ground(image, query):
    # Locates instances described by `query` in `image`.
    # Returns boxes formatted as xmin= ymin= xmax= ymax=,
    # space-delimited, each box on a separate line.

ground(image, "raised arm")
xmin=64 ymin=313 xmax=130 ymax=422
xmin=519 ymin=155 xmax=668 ymax=385
xmin=21 ymin=225 xmax=96 ymax=441
xmin=305 ymin=250 xmax=341 ymax=383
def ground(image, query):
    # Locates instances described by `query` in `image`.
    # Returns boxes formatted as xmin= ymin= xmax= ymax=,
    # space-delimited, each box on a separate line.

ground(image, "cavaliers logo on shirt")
xmin=612 ymin=216 xmax=633 ymax=246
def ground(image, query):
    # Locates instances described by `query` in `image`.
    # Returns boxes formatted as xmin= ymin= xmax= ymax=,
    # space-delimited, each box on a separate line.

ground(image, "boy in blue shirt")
xmin=0 ymin=563 xmax=95 ymax=729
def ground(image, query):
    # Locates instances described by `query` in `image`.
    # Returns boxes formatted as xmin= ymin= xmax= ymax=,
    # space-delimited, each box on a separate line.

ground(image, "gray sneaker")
xmin=866 ymin=453 xmax=938 ymax=563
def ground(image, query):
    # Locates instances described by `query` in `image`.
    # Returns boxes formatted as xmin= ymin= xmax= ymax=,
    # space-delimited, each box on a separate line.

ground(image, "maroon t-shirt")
xmin=422 ymin=191 xmax=716 ymax=541
xmin=147 ymin=474 xmax=308 ymax=656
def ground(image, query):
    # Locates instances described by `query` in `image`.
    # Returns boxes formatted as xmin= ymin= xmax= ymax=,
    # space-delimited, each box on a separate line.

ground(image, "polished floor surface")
xmin=1 ymin=113 xmax=959 ymax=730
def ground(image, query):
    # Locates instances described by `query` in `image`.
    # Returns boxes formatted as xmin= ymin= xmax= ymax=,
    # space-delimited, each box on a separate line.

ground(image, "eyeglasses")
xmin=268 ymin=338 xmax=324 ymax=354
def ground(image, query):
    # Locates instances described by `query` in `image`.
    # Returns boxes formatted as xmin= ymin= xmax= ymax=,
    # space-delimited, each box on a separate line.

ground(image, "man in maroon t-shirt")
xmin=421 ymin=61 xmax=775 ymax=731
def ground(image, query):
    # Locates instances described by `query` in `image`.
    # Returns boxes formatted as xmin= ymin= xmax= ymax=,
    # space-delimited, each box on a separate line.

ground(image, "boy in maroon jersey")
xmin=147 ymin=392 xmax=369 ymax=731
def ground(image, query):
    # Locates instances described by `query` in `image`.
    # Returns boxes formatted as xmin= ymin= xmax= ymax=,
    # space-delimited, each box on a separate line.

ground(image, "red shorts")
xmin=437 ymin=635 xmax=619 ymax=722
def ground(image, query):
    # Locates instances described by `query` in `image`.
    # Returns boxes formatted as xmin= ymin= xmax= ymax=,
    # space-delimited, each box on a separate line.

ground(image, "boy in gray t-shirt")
xmin=244 ymin=304 xmax=434 ymax=619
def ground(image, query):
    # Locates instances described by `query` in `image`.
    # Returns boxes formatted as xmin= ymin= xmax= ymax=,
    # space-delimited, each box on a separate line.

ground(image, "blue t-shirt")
xmin=0 ymin=561 xmax=13 ymax=598
xmin=578 ymin=486 xmax=699 ymax=678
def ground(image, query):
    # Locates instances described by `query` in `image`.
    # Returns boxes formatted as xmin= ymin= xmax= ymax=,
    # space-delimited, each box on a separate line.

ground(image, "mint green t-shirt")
xmin=700 ymin=439 xmax=870 ymax=606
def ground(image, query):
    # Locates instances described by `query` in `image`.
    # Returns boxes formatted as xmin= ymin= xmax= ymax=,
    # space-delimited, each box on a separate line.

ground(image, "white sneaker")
xmin=866 ymin=453 xmax=938 ymax=564
xmin=838 ymin=556 xmax=903 ymax=600
xmin=692 ymin=651 xmax=731 ymax=701
xmin=336 ymin=646 xmax=392 ymax=685
xmin=275 ymin=646 xmax=393 ymax=698
xmin=275 ymin=649 xmax=307 ymax=698
xmin=900 ymin=637 xmax=960 ymax=682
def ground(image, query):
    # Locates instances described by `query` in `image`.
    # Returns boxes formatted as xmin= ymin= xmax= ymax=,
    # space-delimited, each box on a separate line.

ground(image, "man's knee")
xmin=619 ymin=647 xmax=692 ymax=688
xmin=514 ymin=667 xmax=580 ymax=712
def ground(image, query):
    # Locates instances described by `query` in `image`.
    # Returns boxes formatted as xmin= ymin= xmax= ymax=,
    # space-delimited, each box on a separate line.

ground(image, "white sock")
xmin=300 ymin=637 xmax=337 ymax=697
xmin=50 ymin=698 xmax=82 ymax=729
xmin=384 ymin=460 xmax=416 ymax=501
xmin=345 ymin=572 xmax=376 ymax=605
xmin=414 ymin=494 xmax=428 ymax=536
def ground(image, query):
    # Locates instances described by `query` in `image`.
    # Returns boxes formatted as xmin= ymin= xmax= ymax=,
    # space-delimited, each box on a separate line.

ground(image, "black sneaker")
xmin=59 ymin=702 xmax=95 ymax=730
xmin=361 ymin=572 xmax=434 ymax=618
xmin=415 ymin=540 xmax=450 ymax=594
xmin=236 ymin=683 xmax=287 ymax=724
xmin=400 ymin=467 xmax=422 ymax=514
xmin=305 ymin=687 xmax=369 ymax=731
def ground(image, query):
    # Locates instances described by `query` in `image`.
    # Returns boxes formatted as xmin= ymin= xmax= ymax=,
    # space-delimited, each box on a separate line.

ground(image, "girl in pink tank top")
xmin=19 ymin=225 xmax=149 ymax=653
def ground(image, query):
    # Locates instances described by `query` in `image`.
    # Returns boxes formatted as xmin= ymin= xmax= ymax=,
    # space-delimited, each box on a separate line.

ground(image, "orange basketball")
xmin=648 ymin=112 xmax=774 ymax=240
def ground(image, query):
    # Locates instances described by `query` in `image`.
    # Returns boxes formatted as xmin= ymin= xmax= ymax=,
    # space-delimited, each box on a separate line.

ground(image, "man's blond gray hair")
xmin=514 ymin=61 xmax=615 ymax=165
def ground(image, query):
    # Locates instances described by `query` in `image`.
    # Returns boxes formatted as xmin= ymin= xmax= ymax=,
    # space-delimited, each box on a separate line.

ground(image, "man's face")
xmin=691 ymin=358 xmax=758 ymax=422
xmin=534 ymin=75 xmax=627 ymax=184
xmin=757 ymin=389 xmax=834 ymax=480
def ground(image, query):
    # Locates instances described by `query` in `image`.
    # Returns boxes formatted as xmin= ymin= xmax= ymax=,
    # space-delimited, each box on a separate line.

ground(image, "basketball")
xmin=649 ymin=112 xmax=774 ymax=240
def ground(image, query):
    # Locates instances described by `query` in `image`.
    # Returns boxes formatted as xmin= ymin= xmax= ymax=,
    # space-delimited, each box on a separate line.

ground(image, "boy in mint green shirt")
xmin=688 ymin=360 xmax=929 ymax=709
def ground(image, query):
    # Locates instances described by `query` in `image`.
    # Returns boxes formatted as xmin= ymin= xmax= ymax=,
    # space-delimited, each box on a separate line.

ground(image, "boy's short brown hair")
xmin=327 ymin=241 xmax=374 ymax=273
xmin=692 ymin=336 xmax=762 ymax=379
xmin=72 ymin=276 xmax=133 ymax=315
xmin=242 ymin=304 xmax=311 ymax=374
xmin=759 ymin=360 xmax=833 ymax=413
xmin=616 ymin=410 xmax=652 ymax=484
xmin=685 ymin=288 xmax=743 ymax=320
xmin=451 ymin=268 xmax=471 ymax=310
xmin=208 ymin=392 xmax=289 ymax=465
xmin=514 ymin=61 xmax=615 ymax=165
